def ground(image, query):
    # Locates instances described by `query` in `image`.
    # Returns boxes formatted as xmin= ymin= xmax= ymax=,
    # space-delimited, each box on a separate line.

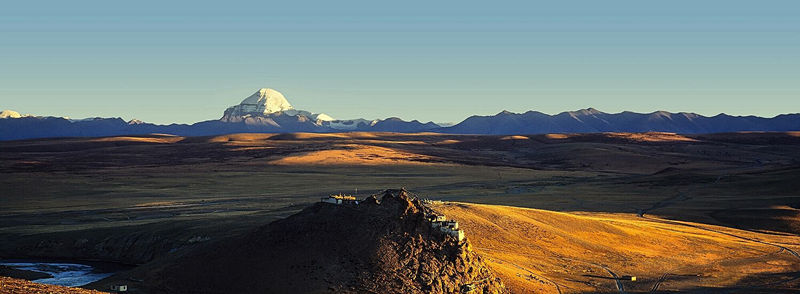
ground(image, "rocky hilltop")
xmin=141 ymin=189 xmax=506 ymax=294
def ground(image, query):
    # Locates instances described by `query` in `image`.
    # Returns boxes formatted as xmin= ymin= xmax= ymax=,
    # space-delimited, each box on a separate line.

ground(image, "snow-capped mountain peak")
xmin=221 ymin=88 xmax=334 ymax=123
xmin=231 ymin=88 xmax=294 ymax=115
xmin=0 ymin=110 xmax=22 ymax=119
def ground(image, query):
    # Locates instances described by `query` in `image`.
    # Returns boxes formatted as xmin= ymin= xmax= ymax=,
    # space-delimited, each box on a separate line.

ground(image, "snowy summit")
xmin=224 ymin=88 xmax=294 ymax=117
xmin=221 ymin=88 xmax=333 ymax=122
xmin=0 ymin=110 xmax=22 ymax=119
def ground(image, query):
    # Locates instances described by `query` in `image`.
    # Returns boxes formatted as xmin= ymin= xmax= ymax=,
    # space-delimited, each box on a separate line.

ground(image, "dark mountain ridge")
xmin=0 ymin=113 xmax=439 ymax=141
xmin=1 ymin=108 xmax=798 ymax=140
xmin=440 ymin=108 xmax=800 ymax=135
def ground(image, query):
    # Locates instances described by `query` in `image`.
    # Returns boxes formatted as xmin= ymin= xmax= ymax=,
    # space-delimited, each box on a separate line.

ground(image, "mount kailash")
xmin=1 ymin=88 xmax=799 ymax=140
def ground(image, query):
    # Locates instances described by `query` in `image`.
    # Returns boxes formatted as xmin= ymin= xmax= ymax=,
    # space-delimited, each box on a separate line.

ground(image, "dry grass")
xmin=0 ymin=132 xmax=798 ymax=293
xmin=433 ymin=202 xmax=800 ymax=293
xmin=500 ymin=135 xmax=530 ymax=140
xmin=603 ymin=132 xmax=698 ymax=142
xmin=268 ymin=144 xmax=441 ymax=165
xmin=0 ymin=277 xmax=108 ymax=294
xmin=541 ymin=132 xmax=697 ymax=142
xmin=88 ymin=136 xmax=183 ymax=144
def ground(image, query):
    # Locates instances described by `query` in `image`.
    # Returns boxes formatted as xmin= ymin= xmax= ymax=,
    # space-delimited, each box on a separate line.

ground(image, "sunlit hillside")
xmin=433 ymin=202 xmax=800 ymax=293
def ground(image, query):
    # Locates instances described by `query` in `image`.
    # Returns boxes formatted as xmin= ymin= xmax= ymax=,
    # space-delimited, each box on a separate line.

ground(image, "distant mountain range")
xmin=1 ymin=88 xmax=798 ymax=140
xmin=442 ymin=108 xmax=800 ymax=135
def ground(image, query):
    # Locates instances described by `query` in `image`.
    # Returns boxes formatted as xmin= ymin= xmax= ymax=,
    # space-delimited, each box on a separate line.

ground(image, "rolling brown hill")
xmin=431 ymin=202 xmax=800 ymax=293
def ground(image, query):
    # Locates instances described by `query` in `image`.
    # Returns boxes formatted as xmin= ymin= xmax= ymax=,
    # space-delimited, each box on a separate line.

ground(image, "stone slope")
xmin=145 ymin=189 xmax=506 ymax=294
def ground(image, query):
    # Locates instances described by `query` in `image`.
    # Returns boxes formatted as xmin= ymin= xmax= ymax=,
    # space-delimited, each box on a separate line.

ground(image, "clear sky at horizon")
xmin=1 ymin=1 xmax=798 ymax=124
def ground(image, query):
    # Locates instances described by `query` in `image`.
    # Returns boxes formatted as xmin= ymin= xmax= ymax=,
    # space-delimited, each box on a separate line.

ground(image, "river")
xmin=1 ymin=260 xmax=128 ymax=287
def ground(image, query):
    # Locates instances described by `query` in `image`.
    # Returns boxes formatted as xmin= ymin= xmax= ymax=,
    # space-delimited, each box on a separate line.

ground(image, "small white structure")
xmin=110 ymin=285 xmax=128 ymax=292
xmin=443 ymin=220 xmax=458 ymax=230
xmin=439 ymin=225 xmax=465 ymax=242
xmin=429 ymin=215 xmax=446 ymax=227
xmin=321 ymin=194 xmax=358 ymax=205
xmin=428 ymin=214 xmax=465 ymax=242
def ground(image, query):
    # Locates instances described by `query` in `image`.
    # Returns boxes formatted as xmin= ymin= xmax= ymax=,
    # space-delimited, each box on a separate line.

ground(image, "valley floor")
xmin=0 ymin=132 xmax=798 ymax=293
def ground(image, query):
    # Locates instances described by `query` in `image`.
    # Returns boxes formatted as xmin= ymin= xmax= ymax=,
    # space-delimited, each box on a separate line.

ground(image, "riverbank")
xmin=0 ymin=276 xmax=109 ymax=294
xmin=0 ymin=260 xmax=129 ymax=288
xmin=0 ymin=265 xmax=52 ymax=280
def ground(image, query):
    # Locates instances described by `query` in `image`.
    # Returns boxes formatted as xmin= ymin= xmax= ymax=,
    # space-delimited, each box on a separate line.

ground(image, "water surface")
xmin=1 ymin=260 xmax=123 ymax=287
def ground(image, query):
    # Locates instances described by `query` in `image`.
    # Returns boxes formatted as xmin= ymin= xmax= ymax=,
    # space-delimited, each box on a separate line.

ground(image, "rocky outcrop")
xmin=144 ymin=189 xmax=507 ymax=294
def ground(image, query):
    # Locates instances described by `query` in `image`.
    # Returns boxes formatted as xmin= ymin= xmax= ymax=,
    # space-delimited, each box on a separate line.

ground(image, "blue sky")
xmin=1 ymin=0 xmax=798 ymax=124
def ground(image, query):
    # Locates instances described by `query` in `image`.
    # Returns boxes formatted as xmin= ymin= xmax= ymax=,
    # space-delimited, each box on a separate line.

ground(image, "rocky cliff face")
xmin=144 ymin=189 xmax=507 ymax=294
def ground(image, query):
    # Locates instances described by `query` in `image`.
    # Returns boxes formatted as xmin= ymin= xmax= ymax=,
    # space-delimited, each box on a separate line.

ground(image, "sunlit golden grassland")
xmin=0 ymin=132 xmax=798 ymax=293
xmin=433 ymin=202 xmax=800 ymax=293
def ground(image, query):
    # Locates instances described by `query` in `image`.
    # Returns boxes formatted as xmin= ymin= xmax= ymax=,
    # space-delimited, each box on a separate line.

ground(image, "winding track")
xmin=650 ymin=273 xmax=669 ymax=293
xmin=644 ymin=215 xmax=800 ymax=290
xmin=560 ymin=257 xmax=626 ymax=294
xmin=639 ymin=169 xmax=800 ymax=291
xmin=638 ymin=169 xmax=799 ymax=259
xmin=473 ymin=248 xmax=564 ymax=294
xmin=475 ymin=246 xmax=628 ymax=294
xmin=600 ymin=265 xmax=625 ymax=293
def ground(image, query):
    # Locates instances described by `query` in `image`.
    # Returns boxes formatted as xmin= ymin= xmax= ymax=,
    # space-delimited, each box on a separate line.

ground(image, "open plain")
xmin=1 ymin=131 xmax=799 ymax=293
